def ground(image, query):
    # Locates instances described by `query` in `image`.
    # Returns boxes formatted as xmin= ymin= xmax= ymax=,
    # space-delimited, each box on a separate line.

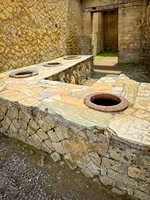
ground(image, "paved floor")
xmin=85 ymin=57 xmax=150 ymax=86
xmin=0 ymin=136 xmax=132 ymax=200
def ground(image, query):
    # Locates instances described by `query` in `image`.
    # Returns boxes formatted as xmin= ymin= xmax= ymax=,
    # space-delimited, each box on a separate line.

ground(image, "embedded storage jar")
xmin=9 ymin=69 xmax=38 ymax=78
xmin=84 ymin=92 xmax=128 ymax=112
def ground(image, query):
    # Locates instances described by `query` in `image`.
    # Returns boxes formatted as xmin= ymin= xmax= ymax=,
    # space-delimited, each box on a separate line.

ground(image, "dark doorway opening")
xmin=104 ymin=10 xmax=118 ymax=51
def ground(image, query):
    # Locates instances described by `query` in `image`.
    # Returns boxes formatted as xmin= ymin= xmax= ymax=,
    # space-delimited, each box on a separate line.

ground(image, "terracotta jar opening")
xmin=44 ymin=62 xmax=61 ymax=67
xmin=63 ymin=55 xmax=81 ymax=60
xmin=84 ymin=92 xmax=128 ymax=112
xmin=9 ymin=69 xmax=38 ymax=78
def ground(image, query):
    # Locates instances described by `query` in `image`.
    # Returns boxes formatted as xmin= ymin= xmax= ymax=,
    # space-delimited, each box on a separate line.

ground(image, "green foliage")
xmin=18 ymin=107 xmax=22 ymax=111
xmin=0 ymin=118 xmax=4 ymax=123
xmin=136 ymin=179 xmax=141 ymax=184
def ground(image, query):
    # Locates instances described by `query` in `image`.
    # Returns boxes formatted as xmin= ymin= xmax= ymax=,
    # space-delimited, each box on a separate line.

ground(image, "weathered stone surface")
xmin=139 ymin=181 xmax=150 ymax=194
xmin=100 ymin=165 xmax=107 ymax=176
xmin=86 ymin=160 xmax=100 ymax=176
xmin=78 ymin=140 xmax=93 ymax=152
xmin=108 ymin=169 xmax=138 ymax=189
xmin=64 ymin=155 xmax=77 ymax=170
xmin=31 ymin=134 xmax=42 ymax=147
xmin=39 ymin=115 xmax=55 ymax=132
xmin=139 ymin=155 xmax=150 ymax=170
xmin=51 ymin=152 xmax=61 ymax=162
xmin=81 ymin=167 xmax=94 ymax=178
xmin=99 ymin=175 xmax=113 ymax=186
xmin=89 ymin=152 xmax=101 ymax=166
xmin=52 ymin=142 xmax=65 ymax=155
xmin=44 ymin=139 xmax=54 ymax=151
xmin=134 ymin=189 xmax=150 ymax=200
xmin=36 ymin=129 xmax=49 ymax=140
xmin=128 ymin=167 xmax=150 ymax=183
xmin=111 ymin=188 xmax=125 ymax=195
xmin=71 ymin=152 xmax=85 ymax=166
xmin=55 ymin=126 xmax=67 ymax=141
xmin=102 ymin=157 xmax=124 ymax=174
xmin=48 ymin=130 xmax=59 ymax=143
xmin=109 ymin=115 xmax=150 ymax=146
xmin=0 ymin=90 xmax=27 ymax=101
xmin=62 ymin=140 xmax=83 ymax=153
xmin=93 ymin=142 xmax=108 ymax=156
xmin=109 ymin=147 xmax=138 ymax=166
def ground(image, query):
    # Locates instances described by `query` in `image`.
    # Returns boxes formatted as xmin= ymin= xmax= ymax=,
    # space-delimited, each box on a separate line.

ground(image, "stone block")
xmin=102 ymin=157 xmax=125 ymax=174
xmin=128 ymin=167 xmax=150 ymax=183
xmin=30 ymin=119 xmax=39 ymax=131
xmin=44 ymin=139 xmax=54 ymax=151
xmin=81 ymin=167 xmax=94 ymax=178
xmin=134 ymin=189 xmax=150 ymax=200
xmin=109 ymin=147 xmax=138 ymax=166
xmin=71 ymin=152 xmax=85 ymax=166
xmin=39 ymin=115 xmax=55 ymax=132
xmin=62 ymin=139 xmax=83 ymax=153
xmin=86 ymin=160 xmax=100 ymax=176
xmin=139 ymin=155 xmax=150 ymax=170
xmin=111 ymin=188 xmax=125 ymax=195
xmin=93 ymin=142 xmax=108 ymax=156
xmin=99 ymin=175 xmax=113 ymax=186
xmin=52 ymin=142 xmax=65 ymax=155
xmin=55 ymin=126 xmax=67 ymax=140
xmin=48 ymin=130 xmax=59 ymax=142
xmin=78 ymin=140 xmax=93 ymax=152
xmin=108 ymin=169 xmax=138 ymax=189
xmin=100 ymin=165 xmax=107 ymax=176
xmin=64 ymin=155 xmax=77 ymax=170
xmin=37 ymin=129 xmax=49 ymax=140
xmin=139 ymin=181 xmax=150 ymax=194
xmin=89 ymin=152 xmax=101 ymax=166
xmin=31 ymin=134 xmax=42 ymax=147
xmin=51 ymin=152 xmax=61 ymax=162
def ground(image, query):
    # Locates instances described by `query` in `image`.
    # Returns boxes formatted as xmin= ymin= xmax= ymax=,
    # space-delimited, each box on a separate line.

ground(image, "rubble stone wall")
xmin=0 ymin=99 xmax=149 ymax=200
xmin=0 ymin=0 xmax=83 ymax=72
xmin=45 ymin=58 xmax=93 ymax=85
xmin=140 ymin=2 xmax=150 ymax=66
xmin=82 ymin=0 xmax=150 ymax=65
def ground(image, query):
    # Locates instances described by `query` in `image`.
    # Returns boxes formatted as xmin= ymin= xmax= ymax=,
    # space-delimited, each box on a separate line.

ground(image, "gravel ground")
xmin=0 ymin=135 xmax=133 ymax=200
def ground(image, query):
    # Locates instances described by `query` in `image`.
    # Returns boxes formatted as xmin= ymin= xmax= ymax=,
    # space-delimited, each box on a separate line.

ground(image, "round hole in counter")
xmin=84 ymin=92 xmax=128 ymax=112
xmin=63 ymin=55 xmax=81 ymax=60
xmin=43 ymin=62 xmax=61 ymax=67
xmin=9 ymin=69 xmax=38 ymax=78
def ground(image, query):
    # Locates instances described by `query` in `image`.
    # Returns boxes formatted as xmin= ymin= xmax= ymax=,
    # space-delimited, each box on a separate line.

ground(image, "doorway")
xmin=104 ymin=10 xmax=118 ymax=51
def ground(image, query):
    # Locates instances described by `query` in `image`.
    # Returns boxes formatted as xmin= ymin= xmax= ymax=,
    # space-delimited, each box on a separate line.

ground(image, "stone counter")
xmin=0 ymin=56 xmax=150 ymax=200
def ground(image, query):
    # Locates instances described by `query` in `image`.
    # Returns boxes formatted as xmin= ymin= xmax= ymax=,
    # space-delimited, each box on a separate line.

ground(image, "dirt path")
xmin=0 ymin=135 xmax=133 ymax=200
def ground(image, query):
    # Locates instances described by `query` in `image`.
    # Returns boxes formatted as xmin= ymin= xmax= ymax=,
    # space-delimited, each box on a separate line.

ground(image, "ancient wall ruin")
xmin=82 ymin=0 xmax=150 ymax=65
xmin=0 ymin=0 xmax=83 ymax=72
xmin=0 ymin=99 xmax=149 ymax=200
xmin=140 ymin=1 xmax=150 ymax=66
xmin=0 ymin=0 xmax=149 ymax=72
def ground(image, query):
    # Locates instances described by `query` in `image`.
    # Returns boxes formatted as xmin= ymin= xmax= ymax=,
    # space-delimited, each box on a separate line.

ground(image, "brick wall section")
xmin=0 ymin=0 xmax=83 ymax=72
xmin=0 ymin=99 xmax=149 ymax=200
